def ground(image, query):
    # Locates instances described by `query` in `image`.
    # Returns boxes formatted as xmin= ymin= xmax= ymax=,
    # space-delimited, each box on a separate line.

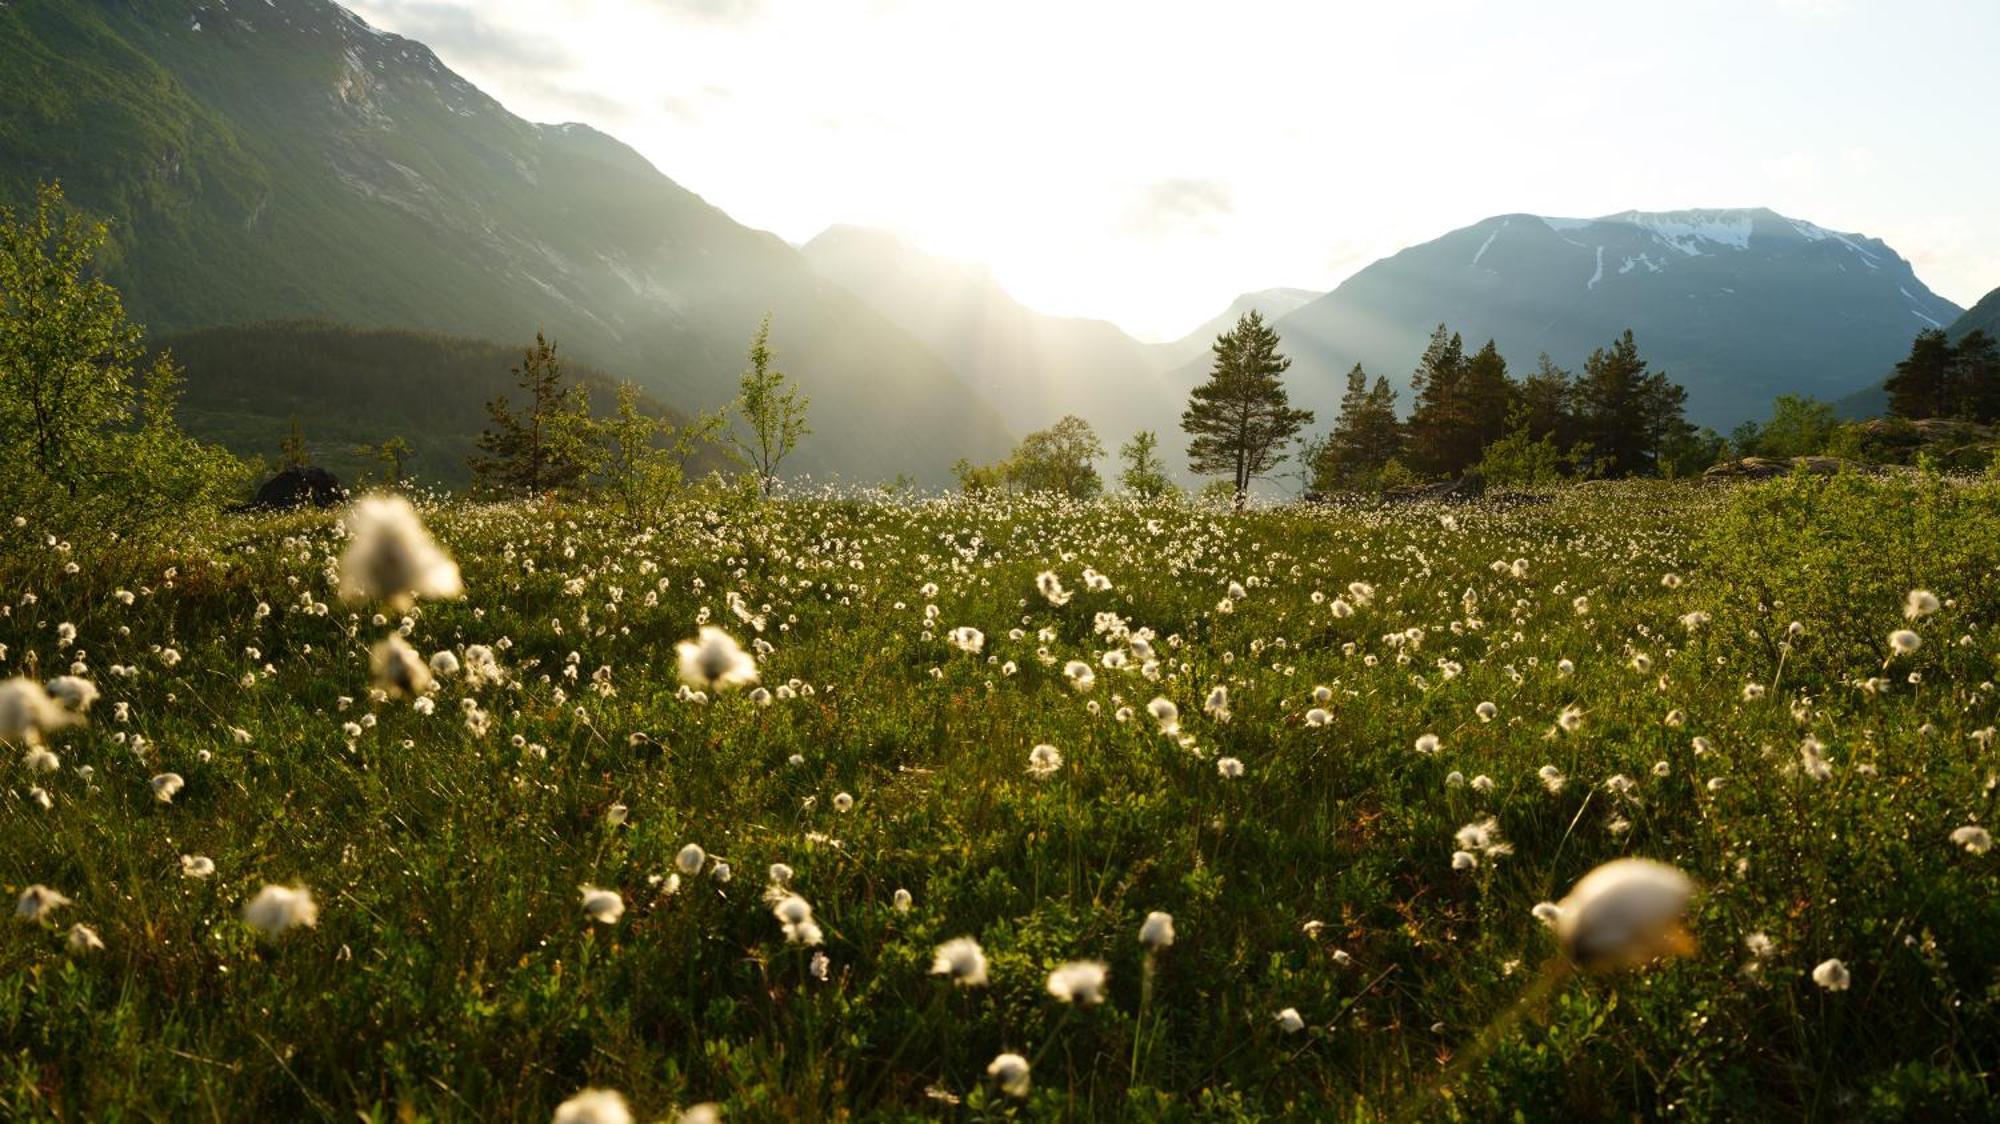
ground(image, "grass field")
xmin=6 ymin=469 xmax=2000 ymax=1121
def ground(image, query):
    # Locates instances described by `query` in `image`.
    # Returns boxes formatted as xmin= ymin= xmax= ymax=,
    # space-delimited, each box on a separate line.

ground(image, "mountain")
xmin=0 ymin=0 xmax=1011 ymax=483
xmin=1836 ymin=284 xmax=2000 ymax=419
xmin=153 ymin=320 xmax=722 ymax=488
xmin=1162 ymin=288 xmax=1323 ymax=367
xmin=800 ymin=225 xmax=1183 ymax=446
xmin=1953 ymin=287 xmax=2000 ymax=340
xmin=1245 ymin=209 xmax=1963 ymax=429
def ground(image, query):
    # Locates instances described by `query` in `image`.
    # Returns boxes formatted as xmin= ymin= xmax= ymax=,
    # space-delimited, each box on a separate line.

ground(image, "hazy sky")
xmin=346 ymin=0 xmax=1999 ymax=340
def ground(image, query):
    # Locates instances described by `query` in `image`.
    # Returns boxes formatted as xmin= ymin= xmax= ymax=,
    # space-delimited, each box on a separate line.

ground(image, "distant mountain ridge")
xmin=0 ymin=0 xmax=1012 ymax=483
xmin=1252 ymin=207 xmax=1962 ymax=429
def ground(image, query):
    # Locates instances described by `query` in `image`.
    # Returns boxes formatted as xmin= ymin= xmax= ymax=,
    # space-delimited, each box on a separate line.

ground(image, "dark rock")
xmin=1702 ymin=456 xmax=1867 ymax=481
xmin=239 ymin=466 xmax=346 ymax=511
xmin=1380 ymin=474 xmax=1486 ymax=503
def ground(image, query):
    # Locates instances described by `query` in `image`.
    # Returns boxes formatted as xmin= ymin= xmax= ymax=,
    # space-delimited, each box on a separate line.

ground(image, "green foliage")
xmin=1004 ymin=415 xmax=1105 ymax=498
xmin=952 ymin=456 xmax=1008 ymax=495
xmin=1574 ymin=329 xmax=1692 ymax=476
xmin=728 ymin=316 xmax=810 ymax=498
xmin=1116 ymin=430 xmax=1175 ymax=500
xmin=1884 ymin=328 xmax=2000 ymax=422
xmin=1474 ymin=424 xmax=1567 ymax=486
xmin=0 ymin=182 xmax=246 ymax=534
xmin=1405 ymin=330 xmax=1513 ymax=478
xmin=1312 ymin=364 xmax=1404 ymax=491
xmin=469 ymin=333 xmax=602 ymax=498
xmin=1181 ymin=311 xmax=1313 ymax=508
xmin=599 ymin=383 xmax=726 ymax=520
xmin=1741 ymin=394 xmax=1840 ymax=458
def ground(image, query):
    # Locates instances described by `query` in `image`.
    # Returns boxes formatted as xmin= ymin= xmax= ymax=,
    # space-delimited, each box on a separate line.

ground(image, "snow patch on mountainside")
xmin=1587 ymin=245 xmax=1605 ymax=290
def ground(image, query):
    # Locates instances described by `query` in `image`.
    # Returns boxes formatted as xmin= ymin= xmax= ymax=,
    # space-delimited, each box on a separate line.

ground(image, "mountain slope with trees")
xmin=1233 ymin=209 xmax=1962 ymax=431
xmin=0 ymin=0 xmax=1010 ymax=483
xmin=156 ymin=320 xmax=711 ymax=488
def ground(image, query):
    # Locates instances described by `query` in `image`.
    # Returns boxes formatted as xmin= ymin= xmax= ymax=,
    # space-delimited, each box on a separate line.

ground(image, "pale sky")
xmin=347 ymin=0 xmax=2000 ymax=341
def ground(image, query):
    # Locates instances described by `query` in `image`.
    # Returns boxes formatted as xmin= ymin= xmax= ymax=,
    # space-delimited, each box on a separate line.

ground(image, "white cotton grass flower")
xmin=242 ymin=884 xmax=319 ymax=937
xmin=1551 ymin=858 xmax=1694 ymax=970
xmin=150 ymin=772 xmax=185 ymax=803
xmin=1147 ymin=697 xmax=1180 ymax=735
xmin=1476 ymin=701 xmax=1498 ymax=722
xmin=181 ymin=854 xmax=216 ymax=879
xmin=428 ymin=649 xmax=461 ymax=679
xmin=1813 ymin=958 xmax=1851 ymax=991
xmin=772 ymin=893 xmax=822 ymax=945
xmin=676 ymin=626 xmax=758 ymax=691
xmin=1951 ymin=825 xmax=1993 ymax=855
xmin=1027 ymin=743 xmax=1063 ymax=778
xmin=1216 ymin=756 xmax=1244 ymax=778
xmin=931 ymin=936 xmax=990 ymax=986
xmin=22 ymin=747 xmax=59 ymax=774
xmin=1888 ymin=629 xmax=1921 ymax=657
xmin=1556 ymin=706 xmax=1583 ymax=734
xmin=43 ymin=675 xmax=98 ymax=714
xmin=1538 ymin=765 xmax=1567 ymax=794
xmin=987 ymin=1052 xmax=1031 ymax=1097
xmin=552 ymin=1087 xmax=633 ymax=1124
xmin=1413 ymin=733 xmax=1440 ymax=755
xmin=1905 ymin=589 xmax=1941 ymax=620
xmin=66 ymin=922 xmax=104 ymax=953
xmin=1036 ymin=570 xmax=1072 ymax=606
xmin=1045 ymin=960 xmax=1109 ymax=1005
xmin=0 ymin=677 xmax=82 ymax=747
xmin=1139 ymin=910 xmax=1175 ymax=950
xmin=16 ymin=884 xmax=72 ymax=923
xmin=947 ymin=626 xmax=985 ymax=655
xmin=892 ymin=888 xmax=913 ymax=913
xmin=1305 ymin=707 xmax=1332 ymax=727
xmin=1275 ymin=1007 xmax=1305 ymax=1033
xmin=675 ymin=844 xmax=707 ymax=876
xmin=337 ymin=494 xmax=463 ymax=608
xmin=370 ymin=633 xmax=433 ymax=698
xmin=579 ymin=886 xmax=624 ymax=925
xmin=1204 ymin=685 xmax=1230 ymax=722
xmin=1063 ymin=660 xmax=1097 ymax=692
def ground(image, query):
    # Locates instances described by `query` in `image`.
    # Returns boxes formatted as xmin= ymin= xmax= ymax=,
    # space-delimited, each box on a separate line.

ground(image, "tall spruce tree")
xmin=469 ymin=332 xmax=599 ymax=495
xmin=1515 ymin=354 xmax=1576 ymax=446
xmin=1402 ymin=325 xmax=1468 ymax=477
xmin=1884 ymin=329 xmax=1956 ymax=419
xmin=1314 ymin=364 xmax=1403 ymax=489
xmin=1574 ymin=329 xmax=1688 ymax=477
xmin=1181 ymin=311 xmax=1314 ymax=509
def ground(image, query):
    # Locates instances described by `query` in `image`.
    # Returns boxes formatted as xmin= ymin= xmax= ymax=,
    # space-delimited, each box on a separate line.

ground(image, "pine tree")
xmin=1574 ymin=330 xmax=1688 ymax=477
xmin=1402 ymin=325 xmax=1469 ymax=477
xmin=1181 ymin=311 xmax=1313 ymax=509
xmin=1313 ymin=364 xmax=1402 ymax=489
xmin=728 ymin=315 xmax=810 ymax=498
xmin=1117 ymin=429 xmax=1174 ymax=499
xmin=1515 ymin=354 xmax=1576 ymax=446
xmin=1951 ymin=330 xmax=2000 ymax=423
xmin=1884 ymin=329 xmax=1955 ymax=419
xmin=469 ymin=332 xmax=599 ymax=496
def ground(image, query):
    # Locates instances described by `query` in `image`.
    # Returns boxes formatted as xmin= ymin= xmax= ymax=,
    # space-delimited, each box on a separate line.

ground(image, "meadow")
xmin=5 ymin=468 xmax=2000 ymax=1121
